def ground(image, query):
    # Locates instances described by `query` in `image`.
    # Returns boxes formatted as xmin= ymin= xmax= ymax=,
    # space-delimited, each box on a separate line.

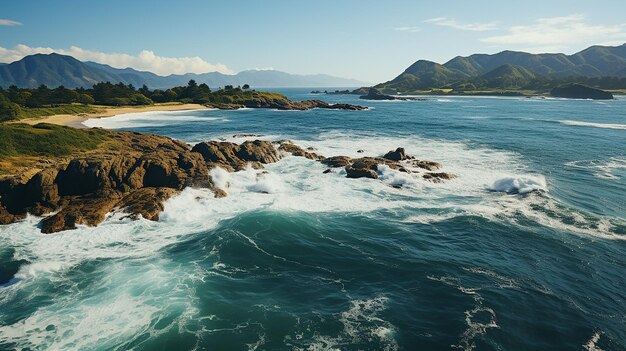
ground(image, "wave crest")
xmin=489 ymin=175 xmax=547 ymax=194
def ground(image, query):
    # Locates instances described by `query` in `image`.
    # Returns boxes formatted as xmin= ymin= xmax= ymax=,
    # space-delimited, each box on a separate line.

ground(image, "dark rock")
xmin=323 ymin=169 xmax=332 ymax=174
xmin=351 ymin=160 xmax=378 ymax=171
xmin=321 ymin=156 xmax=352 ymax=168
xmin=214 ymin=189 xmax=228 ymax=198
xmin=41 ymin=194 xmax=122 ymax=233
xmin=346 ymin=167 xmax=378 ymax=179
xmin=324 ymin=103 xmax=368 ymax=111
xmin=0 ymin=204 xmax=23 ymax=225
xmin=278 ymin=142 xmax=324 ymax=160
xmin=192 ymin=141 xmax=242 ymax=170
xmin=359 ymin=88 xmax=398 ymax=101
xmin=550 ymin=84 xmax=613 ymax=100
xmin=412 ymin=160 xmax=442 ymax=171
xmin=208 ymin=97 xmax=367 ymax=111
xmin=233 ymin=134 xmax=263 ymax=138
xmin=383 ymin=147 xmax=412 ymax=161
xmin=422 ymin=172 xmax=457 ymax=182
xmin=345 ymin=158 xmax=379 ymax=179
xmin=191 ymin=140 xmax=281 ymax=171
xmin=117 ymin=187 xmax=178 ymax=221
xmin=237 ymin=140 xmax=282 ymax=164
xmin=0 ymin=135 xmax=455 ymax=234
xmin=0 ymin=131 xmax=288 ymax=233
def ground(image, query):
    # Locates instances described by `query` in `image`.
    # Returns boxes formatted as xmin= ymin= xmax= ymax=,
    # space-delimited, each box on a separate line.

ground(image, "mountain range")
xmin=0 ymin=54 xmax=368 ymax=89
xmin=373 ymin=43 xmax=626 ymax=93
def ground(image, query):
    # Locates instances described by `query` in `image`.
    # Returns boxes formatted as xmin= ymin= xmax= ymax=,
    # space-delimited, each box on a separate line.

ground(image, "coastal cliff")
xmin=0 ymin=125 xmax=453 ymax=233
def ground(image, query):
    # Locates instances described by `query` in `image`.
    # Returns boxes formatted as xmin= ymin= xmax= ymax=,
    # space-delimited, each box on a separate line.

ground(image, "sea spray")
xmin=489 ymin=175 xmax=547 ymax=194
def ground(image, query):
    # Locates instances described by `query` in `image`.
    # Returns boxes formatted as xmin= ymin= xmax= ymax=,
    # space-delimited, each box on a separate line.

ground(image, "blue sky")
xmin=2 ymin=0 xmax=626 ymax=83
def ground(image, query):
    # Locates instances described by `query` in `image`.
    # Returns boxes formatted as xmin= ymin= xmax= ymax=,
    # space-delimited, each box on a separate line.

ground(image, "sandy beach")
xmin=19 ymin=103 xmax=208 ymax=128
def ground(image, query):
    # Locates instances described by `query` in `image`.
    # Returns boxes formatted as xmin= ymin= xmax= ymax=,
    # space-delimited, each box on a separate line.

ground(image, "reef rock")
xmin=383 ymin=147 xmax=412 ymax=161
xmin=422 ymin=172 xmax=457 ymax=182
xmin=0 ymin=132 xmax=285 ymax=234
xmin=550 ymin=84 xmax=613 ymax=100
xmin=191 ymin=140 xmax=281 ymax=171
xmin=0 ymin=133 xmax=455 ymax=234
xmin=278 ymin=142 xmax=325 ymax=160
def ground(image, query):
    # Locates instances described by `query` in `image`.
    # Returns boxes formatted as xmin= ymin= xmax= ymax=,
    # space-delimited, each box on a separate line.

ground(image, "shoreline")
xmin=19 ymin=103 xmax=209 ymax=128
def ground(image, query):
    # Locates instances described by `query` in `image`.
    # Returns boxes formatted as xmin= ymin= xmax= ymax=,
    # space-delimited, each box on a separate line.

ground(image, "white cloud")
xmin=394 ymin=26 xmax=421 ymax=33
xmin=0 ymin=44 xmax=232 ymax=76
xmin=0 ymin=19 xmax=22 ymax=26
xmin=424 ymin=17 xmax=497 ymax=31
xmin=481 ymin=14 xmax=626 ymax=49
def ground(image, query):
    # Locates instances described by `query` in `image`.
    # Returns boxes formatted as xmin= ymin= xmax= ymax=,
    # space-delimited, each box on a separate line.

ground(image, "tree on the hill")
xmin=0 ymin=93 xmax=22 ymax=121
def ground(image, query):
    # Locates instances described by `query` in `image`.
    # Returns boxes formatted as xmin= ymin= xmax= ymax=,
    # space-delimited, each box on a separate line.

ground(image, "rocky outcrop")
xmin=319 ymin=149 xmax=454 ymax=183
xmin=383 ymin=147 xmax=412 ymax=161
xmin=346 ymin=159 xmax=379 ymax=179
xmin=358 ymin=88 xmax=429 ymax=101
xmin=0 ymin=131 xmax=284 ymax=233
xmin=409 ymin=160 xmax=442 ymax=171
xmin=550 ymin=84 xmax=614 ymax=100
xmin=321 ymin=156 xmax=352 ymax=168
xmin=422 ymin=172 xmax=457 ymax=182
xmin=278 ymin=142 xmax=325 ymax=160
xmin=191 ymin=140 xmax=281 ymax=171
xmin=0 ymin=136 xmax=456 ymax=233
xmin=359 ymin=88 xmax=398 ymax=101
xmin=205 ymin=98 xmax=367 ymax=111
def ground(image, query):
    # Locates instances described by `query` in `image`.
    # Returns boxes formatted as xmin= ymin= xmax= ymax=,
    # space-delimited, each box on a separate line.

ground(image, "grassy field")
xmin=607 ymin=89 xmax=626 ymax=95
xmin=0 ymin=123 xmax=109 ymax=158
xmin=16 ymin=104 xmax=101 ymax=120
xmin=0 ymin=123 xmax=112 ymax=175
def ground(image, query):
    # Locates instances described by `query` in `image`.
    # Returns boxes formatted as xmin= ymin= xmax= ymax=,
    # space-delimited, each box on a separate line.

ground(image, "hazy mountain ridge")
xmin=374 ymin=43 xmax=626 ymax=93
xmin=0 ymin=54 xmax=368 ymax=89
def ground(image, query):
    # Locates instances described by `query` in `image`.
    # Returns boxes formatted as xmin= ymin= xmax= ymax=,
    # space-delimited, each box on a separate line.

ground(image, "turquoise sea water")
xmin=1 ymin=90 xmax=625 ymax=350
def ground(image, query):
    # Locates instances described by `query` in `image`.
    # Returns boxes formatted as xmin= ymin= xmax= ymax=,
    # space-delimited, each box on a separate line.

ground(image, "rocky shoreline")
xmin=0 ymin=131 xmax=454 ymax=233
xmin=205 ymin=98 xmax=367 ymax=111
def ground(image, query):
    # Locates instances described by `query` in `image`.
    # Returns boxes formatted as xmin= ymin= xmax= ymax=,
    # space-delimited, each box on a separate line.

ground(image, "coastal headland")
xmin=0 ymin=124 xmax=453 ymax=233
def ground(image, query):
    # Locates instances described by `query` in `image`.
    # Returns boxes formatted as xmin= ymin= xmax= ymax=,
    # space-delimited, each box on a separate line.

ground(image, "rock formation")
xmin=0 ymin=131 xmax=284 ymax=233
xmin=359 ymin=88 xmax=399 ymax=101
xmin=320 ymin=149 xmax=454 ymax=181
xmin=0 ymin=132 xmax=455 ymax=233
xmin=550 ymin=84 xmax=614 ymax=100
xmin=205 ymin=98 xmax=367 ymax=111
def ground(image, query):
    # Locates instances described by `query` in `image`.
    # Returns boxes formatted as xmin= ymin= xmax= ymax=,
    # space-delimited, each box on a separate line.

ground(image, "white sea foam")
xmin=377 ymin=164 xmax=417 ymax=187
xmin=210 ymin=167 xmax=231 ymax=190
xmin=565 ymin=157 xmax=626 ymax=180
xmin=295 ymin=296 xmax=398 ymax=351
xmin=560 ymin=120 xmax=626 ymax=130
xmin=489 ymin=175 xmax=547 ymax=194
xmin=583 ymin=331 xmax=604 ymax=351
xmin=82 ymin=110 xmax=228 ymax=129
xmin=0 ymin=257 xmax=202 ymax=350
xmin=427 ymin=275 xmax=498 ymax=351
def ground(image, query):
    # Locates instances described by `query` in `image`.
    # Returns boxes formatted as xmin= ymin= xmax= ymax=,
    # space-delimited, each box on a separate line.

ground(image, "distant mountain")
xmin=0 ymin=53 xmax=368 ymax=89
xmin=376 ymin=60 xmax=469 ymax=92
xmin=0 ymin=54 xmax=122 ymax=88
xmin=373 ymin=43 xmax=626 ymax=93
xmin=475 ymin=64 xmax=537 ymax=89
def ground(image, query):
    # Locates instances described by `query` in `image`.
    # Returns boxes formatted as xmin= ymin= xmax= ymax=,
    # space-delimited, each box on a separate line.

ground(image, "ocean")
xmin=1 ymin=89 xmax=625 ymax=350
